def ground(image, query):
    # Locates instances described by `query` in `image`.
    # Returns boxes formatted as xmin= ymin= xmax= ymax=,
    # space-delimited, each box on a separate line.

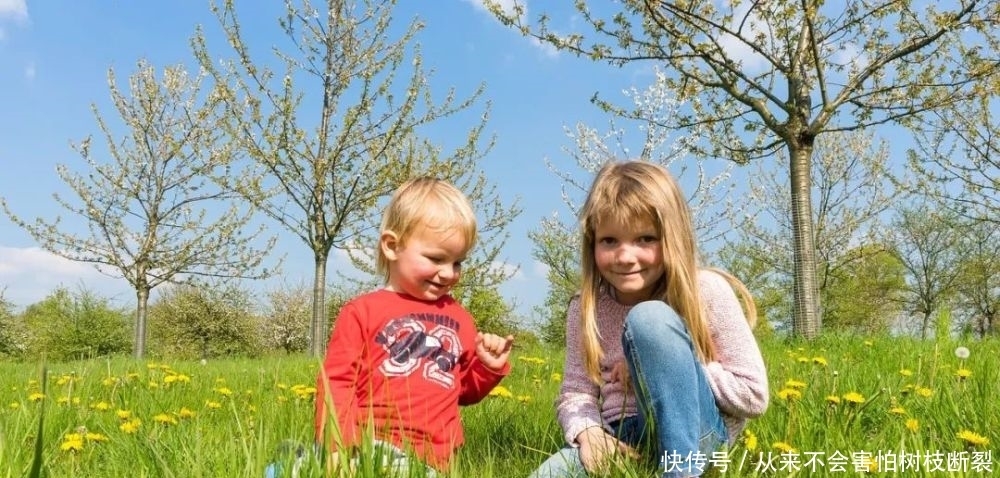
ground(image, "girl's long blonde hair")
xmin=577 ymin=161 xmax=756 ymax=383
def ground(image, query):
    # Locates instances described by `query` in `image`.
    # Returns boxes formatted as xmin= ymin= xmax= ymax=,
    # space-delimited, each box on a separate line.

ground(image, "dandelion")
xmin=28 ymin=392 xmax=45 ymax=402
xmin=812 ymin=356 xmax=828 ymax=366
xmin=915 ymin=387 xmax=933 ymax=398
xmin=905 ymin=419 xmax=919 ymax=432
xmin=91 ymin=401 xmax=112 ymax=411
xmin=116 ymin=410 xmax=132 ymax=420
xmin=777 ymin=388 xmax=802 ymax=401
xmin=550 ymin=373 xmax=561 ymax=382
xmin=825 ymin=395 xmax=841 ymax=405
xmin=889 ymin=406 xmax=907 ymax=415
xmin=955 ymin=368 xmax=972 ymax=380
xmin=796 ymin=357 xmax=809 ymax=364
xmin=60 ymin=434 xmax=84 ymax=452
xmin=784 ymin=379 xmax=807 ymax=390
xmin=842 ymin=392 xmax=865 ymax=404
xmin=85 ymin=433 xmax=109 ymax=443
xmin=214 ymin=387 xmax=233 ymax=397
xmin=488 ymin=386 xmax=513 ymax=398
xmin=8 ymin=402 xmax=19 ymax=409
xmin=772 ymin=442 xmax=796 ymax=453
xmin=120 ymin=419 xmax=141 ymax=434
xmin=101 ymin=377 xmax=117 ymax=387
xmin=153 ymin=413 xmax=178 ymax=426
xmin=954 ymin=346 xmax=970 ymax=360
xmin=899 ymin=369 xmax=913 ymax=377
xmin=743 ymin=430 xmax=758 ymax=451
xmin=205 ymin=401 xmax=222 ymax=409
xmin=519 ymin=356 xmax=547 ymax=365
xmin=956 ymin=430 xmax=989 ymax=447
xmin=178 ymin=407 xmax=196 ymax=419
xmin=516 ymin=395 xmax=532 ymax=403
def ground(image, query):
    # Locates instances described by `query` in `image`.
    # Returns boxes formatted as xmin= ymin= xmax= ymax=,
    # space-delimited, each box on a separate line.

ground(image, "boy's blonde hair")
xmin=577 ymin=161 xmax=756 ymax=383
xmin=375 ymin=177 xmax=477 ymax=281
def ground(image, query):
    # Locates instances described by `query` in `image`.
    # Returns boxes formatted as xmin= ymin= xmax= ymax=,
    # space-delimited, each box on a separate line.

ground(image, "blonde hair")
xmin=375 ymin=177 xmax=477 ymax=281
xmin=577 ymin=161 xmax=756 ymax=383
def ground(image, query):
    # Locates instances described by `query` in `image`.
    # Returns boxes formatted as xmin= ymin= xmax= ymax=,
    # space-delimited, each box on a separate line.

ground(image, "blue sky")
xmin=0 ymin=0 xmax=678 ymax=325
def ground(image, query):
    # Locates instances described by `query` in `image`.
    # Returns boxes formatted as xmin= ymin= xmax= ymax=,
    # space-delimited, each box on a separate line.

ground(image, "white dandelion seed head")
xmin=954 ymin=346 xmax=970 ymax=360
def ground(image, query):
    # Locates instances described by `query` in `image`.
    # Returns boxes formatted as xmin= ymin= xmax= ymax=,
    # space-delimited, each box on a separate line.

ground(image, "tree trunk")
xmin=134 ymin=287 xmax=150 ymax=359
xmin=789 ymin=143 xmax=821 ymax=338
xmin=310 ymin=250 xmax=330 ymax=357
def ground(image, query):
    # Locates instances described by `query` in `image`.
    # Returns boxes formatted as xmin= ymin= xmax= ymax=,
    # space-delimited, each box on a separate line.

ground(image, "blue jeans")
xmin=529 ymin=301 xmax=727 ymax=478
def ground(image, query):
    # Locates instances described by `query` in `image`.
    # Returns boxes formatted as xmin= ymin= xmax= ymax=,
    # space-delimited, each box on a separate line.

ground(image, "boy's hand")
xmin=475 ymin=332 xmax=514 ymax=371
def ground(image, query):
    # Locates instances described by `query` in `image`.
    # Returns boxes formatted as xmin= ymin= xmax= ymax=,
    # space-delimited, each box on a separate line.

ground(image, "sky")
xmin=0 ymin=0 xmax=686 ymax=327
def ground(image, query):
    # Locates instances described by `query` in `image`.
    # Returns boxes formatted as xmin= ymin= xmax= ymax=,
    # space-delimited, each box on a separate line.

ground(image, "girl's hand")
xmin=475 ymin=332 xmax=514 ymax=371
xmin=576 ymin=427 xmax=639 ymax=474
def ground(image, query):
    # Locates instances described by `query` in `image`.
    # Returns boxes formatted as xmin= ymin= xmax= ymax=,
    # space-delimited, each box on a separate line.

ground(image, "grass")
xmin=0 ymin=334 xmax=996 ymax=477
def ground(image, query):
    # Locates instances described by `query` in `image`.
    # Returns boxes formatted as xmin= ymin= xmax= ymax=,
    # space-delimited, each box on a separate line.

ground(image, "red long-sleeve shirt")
xmin=315 ymin=289 xmax=509 ymax=470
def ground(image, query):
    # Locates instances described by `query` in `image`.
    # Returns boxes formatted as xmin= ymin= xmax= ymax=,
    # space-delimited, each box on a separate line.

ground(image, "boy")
xmin=315 ymin=177 xmax=514 ymax=475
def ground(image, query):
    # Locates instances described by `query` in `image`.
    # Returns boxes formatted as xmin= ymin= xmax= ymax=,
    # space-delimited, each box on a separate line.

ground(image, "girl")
xmin=530 ymin=161 xmax=769 ymax=478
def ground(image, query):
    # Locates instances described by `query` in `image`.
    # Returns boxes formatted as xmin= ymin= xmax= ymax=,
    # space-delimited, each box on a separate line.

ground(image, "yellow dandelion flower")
xmin=519 ymin=356 xmax=547 ymax=365
xmin=28 ymin=392 xmax=45 ymax=402
xmin=864 ymin=340 xmax=873 ymax=346
xmin=743 ymin=430 xmax=758 ymax=451
xmin=956 ymin=430 xmax=989 ymax=447
xmin=214 ymin=387 xmax=233 ymax=397
xmin=516 ymin=395 xmax=532 ymax=403
xmin=205 ymin=401 xmax=222 ymax=409
xmin=174 ymin=374 xmax=191 ymax=383
xmin=550 ymin=373 xmax=561 ymax=382
xmin=56 ymin=375 xmax=72 ymax=386
xmin=85 ymin=432 xmax=109 ymax=442
xmin=796 ymin=357 xmax=809 ymax=364
xmin=777 ymin=388 xmax=802 ymax=401
xmin=825 ymin=395 xmax=841 ymax=405
xmin=163 ymin=375 xmax=179 ymax=384
xmin=57 ymin=396 xmax=70 ymax=405
xmin=120 ymin=419 xmax=141 ymax=434
xmin=772 ymin=442 xmax=796 ymax=453
xmin=812 ymin=357 xmax=828 ymax=366
xmin=9 ymin=402 xmax=19 ymax=409
xmin=153 ymin=413 xmax=178 ymax=426
xmin=784 ymin=379 xmax=807 ymax=389
xmin=178 ymin=407 xmax=196 ymax=419
xmin=101 ymin=377 xmax=117 ymax=387
xmin=842 ymin=392 xmax=865 ymax=404
xmin=889 ymin=406 xmax=907 ymax=415
xmin=488 ymin=385 xmax=513 ymax=398
xmin=955 ymin=368 xmax=972 ymax=380
xmin=146 ymin=363 xmax=159 ymax=370
xmin=277 ymin=383 xmax=288 ymax=390
xmin=148 ymin=381 xmax=159 ymax=389
xmin=91 ymin=401 xmax=112 ymax=411
xmin=915 ymin=387 xmax=933 ymax=398
xmin=60 ymin=437 xmax=84 ymax=452
xmin=126 ymin=372 xmax=140 ymax=380
xmin=905 ymin=418 xmax=919 ymax=432
xmin=899 ymin=369 xmax=913 ymax=377
xmin=116 ymin=410 xmax=132 ymax=420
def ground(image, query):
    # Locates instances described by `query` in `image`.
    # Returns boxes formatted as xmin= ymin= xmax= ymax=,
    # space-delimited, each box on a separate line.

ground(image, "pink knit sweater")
xmin=555 ymin=269 xmax=769 ymax=446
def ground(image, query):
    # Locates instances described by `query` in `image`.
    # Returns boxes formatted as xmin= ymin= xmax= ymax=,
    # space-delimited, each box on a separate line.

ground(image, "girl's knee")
xmin=624 ymin=301 xmax=686 ymax=337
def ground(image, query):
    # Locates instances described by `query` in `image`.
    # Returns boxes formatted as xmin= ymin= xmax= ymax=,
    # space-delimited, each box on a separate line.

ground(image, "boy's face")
xmin=593 ymin=215 xmax=664 ymax=305
xmin=381 ymin=225 xmax=468 ymax=301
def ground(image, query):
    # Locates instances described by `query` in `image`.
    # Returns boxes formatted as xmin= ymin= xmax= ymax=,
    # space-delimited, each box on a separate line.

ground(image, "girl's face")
xmin=593 ymin=215 xmax=665 ymax=305
xmin=382 ymin=225 xmax=467 ymax=301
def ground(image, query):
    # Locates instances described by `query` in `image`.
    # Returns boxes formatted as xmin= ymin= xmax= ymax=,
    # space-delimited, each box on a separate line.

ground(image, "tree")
xmin=193 ymin=0 xmax=520 ymax=356
xmin=821 ymin=244 xmax=906 ymax=334
xmin=147 ymin=284 xmax=263 ymax=359
xmin=19 ymin=287 xmax=131 ymax=361
xmin=907 ymin=95 xmax=1000 ymax=224
xmin=490 ymin=0 xmax=1000 ymax=338
xmin=733 ymin=131 xmax=898 ymax=331
xmin=0 ymin=289 xmax=27 ymax=358
xmin=1 ymin=61 xmax=274 ymax=359
xmin=528 ymin=69 xmax=745 ymax=344
xmin=889 ymin=203 xmax=965 ymax=338
xmin=953 ymin=220 xmax=1000 ymax=338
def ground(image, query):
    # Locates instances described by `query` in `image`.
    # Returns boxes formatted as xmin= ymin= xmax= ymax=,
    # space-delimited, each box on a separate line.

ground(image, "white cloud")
xmin=0 ymin=245 xmax=131 ymax=308
xmin=24 ymin=61 xmax=34 ymax=80
xmin=530 ymin=36 xmax=560 ymax=59
xmin=532 ymin=260 xmax=550 ymax=278
xmin=0 ymin=0 xmax=28 ymax=22
xmin=489 ymin=260 xmax=522 ymax=280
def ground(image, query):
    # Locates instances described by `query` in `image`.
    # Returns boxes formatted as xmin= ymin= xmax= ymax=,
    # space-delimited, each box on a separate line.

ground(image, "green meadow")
xmin=1 ymin=335 xmax=996 ymax=477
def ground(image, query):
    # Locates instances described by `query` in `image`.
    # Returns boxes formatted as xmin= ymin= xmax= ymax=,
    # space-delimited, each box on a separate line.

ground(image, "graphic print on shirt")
xmin=375 ymin=314 xmax=460 ymax=388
